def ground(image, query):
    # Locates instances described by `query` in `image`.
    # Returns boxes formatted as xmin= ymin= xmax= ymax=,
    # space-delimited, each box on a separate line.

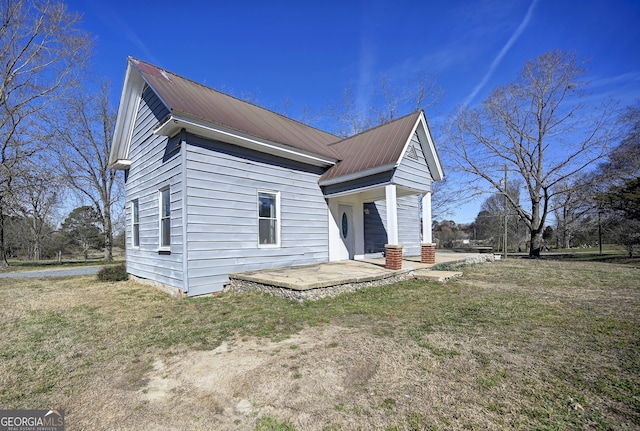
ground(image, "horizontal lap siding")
xmin=367 ymin=196 xmax=421 ymax=256
xmin=125 ymin=86 xmax=184 ymax=290
xmin=185 ymin=135 xmax=329 ymax=295
xmin=393 ymin=134 xmax=432 ymax=192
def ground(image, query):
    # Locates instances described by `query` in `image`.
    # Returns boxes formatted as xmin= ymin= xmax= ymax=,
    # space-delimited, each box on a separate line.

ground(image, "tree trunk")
xmin=530 ymin=229 xmax=544 ymax=257
xmin=103 ymin=206 xmax=113 ymax=262
xmin=0 ymin=210 xmax=8 ymax=268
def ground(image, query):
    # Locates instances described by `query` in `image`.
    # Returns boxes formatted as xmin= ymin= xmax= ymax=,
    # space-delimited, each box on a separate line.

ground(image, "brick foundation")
xmin=385 ymin=244 xmax=403 ymax=270
xmin=421 ymin=243 xmax=436 ymax=264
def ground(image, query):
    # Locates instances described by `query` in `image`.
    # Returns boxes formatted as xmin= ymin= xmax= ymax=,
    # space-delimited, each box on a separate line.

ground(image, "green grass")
xmin=0 ymin=257 xmax=638 ymax=430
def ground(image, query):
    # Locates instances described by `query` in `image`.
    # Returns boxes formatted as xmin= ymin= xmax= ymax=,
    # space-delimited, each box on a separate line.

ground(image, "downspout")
xmin=180 ymin=128 xmax=189 ymax=296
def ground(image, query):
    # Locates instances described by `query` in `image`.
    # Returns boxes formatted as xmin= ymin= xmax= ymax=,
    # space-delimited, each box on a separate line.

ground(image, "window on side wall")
xmin=132 ymin=199 xmax=140 ymax=248
xmin=159 ymin=187 xmax=170 ymax=250
xmin=258 ymin=191 xmax=280 ymax=247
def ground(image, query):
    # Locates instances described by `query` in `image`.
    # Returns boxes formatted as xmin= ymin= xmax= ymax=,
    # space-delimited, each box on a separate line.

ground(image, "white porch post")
xmin=422 ymin=191 xmax=432 ymax=243
xmin=385 ymin=184 xmax=402 ymax=269
xmin=385 ymin=184 xmax=398 ymax=245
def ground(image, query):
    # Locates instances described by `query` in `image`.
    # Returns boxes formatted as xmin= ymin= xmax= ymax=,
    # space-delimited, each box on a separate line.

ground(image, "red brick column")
xmin=385 ymin=244 xmax=403 ymax=270
xmin=421 ymin=243 xmax=436 ymax=264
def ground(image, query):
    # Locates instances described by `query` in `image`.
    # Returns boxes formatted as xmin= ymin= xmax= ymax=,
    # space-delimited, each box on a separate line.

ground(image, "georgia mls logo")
xmin=0 ymin=409 xmax=64 ymax=431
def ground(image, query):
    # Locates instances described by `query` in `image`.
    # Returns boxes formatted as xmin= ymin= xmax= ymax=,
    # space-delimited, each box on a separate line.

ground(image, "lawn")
xmin=0 ymin=258 xmax=638 ymax=430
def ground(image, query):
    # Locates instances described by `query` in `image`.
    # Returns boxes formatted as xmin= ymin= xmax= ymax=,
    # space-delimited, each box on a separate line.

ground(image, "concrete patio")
xmin=225 ymin=251 xmax=495 ymax=301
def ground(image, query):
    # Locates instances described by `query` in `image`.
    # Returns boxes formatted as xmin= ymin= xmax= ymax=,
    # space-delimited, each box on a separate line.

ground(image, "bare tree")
xmin=446 ymin=51 xmax=617 ymax=257
xmin=552 ymin=179 xmax=595 ymax=249
xmin=12 ymin=164 xmax=61 ymax=260
xmin=53 ymin=81 xmax=120 ymax=262
xmin=325 ymin=73 xmax=443 ymax=137
xmin=0 ymin=0 xmax=91 ymax=266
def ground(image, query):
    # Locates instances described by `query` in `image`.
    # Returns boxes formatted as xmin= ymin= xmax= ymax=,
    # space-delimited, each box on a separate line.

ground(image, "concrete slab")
xmin=414 ymin=270 xmax=463 ymax=282
xmin=228 ymin=250 xmax=491 ymax=294
xmin=230 ymin=260 xmax=403 ymax=291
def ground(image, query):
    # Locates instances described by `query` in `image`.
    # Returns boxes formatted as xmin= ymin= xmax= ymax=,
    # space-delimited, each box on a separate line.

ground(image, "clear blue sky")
xmin=68 ymin=0 xmax=640 ymax=223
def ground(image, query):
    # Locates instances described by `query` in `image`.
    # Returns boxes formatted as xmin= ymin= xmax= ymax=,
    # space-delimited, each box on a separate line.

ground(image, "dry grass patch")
xmin=0 ymin=258 xmax=638 ymax=430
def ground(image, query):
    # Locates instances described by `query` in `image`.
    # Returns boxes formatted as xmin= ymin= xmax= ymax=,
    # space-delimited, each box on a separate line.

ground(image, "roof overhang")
xmin=403 ymin=111 xmax=444 ymax=181
xmin=318 ymin=162 xmax=396 ymax=187
xmin=154 ymin=115 xmax=337 ymax=167
xmin=109 ymin=59 xmax=146 ymax=170
xmin=111 ymin=159 xmax=132 ymax=170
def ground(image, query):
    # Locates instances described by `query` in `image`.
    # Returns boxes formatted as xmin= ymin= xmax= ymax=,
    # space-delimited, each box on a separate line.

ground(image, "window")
xmin=258 ymin=191 xmax=279 ymax=246
xmin=159 ymin=188 xmax=170 ymax=249
xmin=132 ymin=199 xmax=140 ymax=247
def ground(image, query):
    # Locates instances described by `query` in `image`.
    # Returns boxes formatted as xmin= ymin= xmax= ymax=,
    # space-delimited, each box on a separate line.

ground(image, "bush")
xmin=97 ymin=263 xmax=128 ymax=282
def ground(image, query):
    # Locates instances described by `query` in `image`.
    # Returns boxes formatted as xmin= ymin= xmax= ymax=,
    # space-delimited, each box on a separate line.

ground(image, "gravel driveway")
xmin=0 ymin=266 xmax=102 ymax=279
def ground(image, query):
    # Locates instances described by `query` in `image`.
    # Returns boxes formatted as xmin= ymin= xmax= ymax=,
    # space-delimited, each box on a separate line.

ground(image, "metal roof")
xmin=319 ymin=112 xmax=422 ymax=183
xmin=131 ymin=58 xmax=341 ymax=161
xmin=111 ymin=59 xmax=442 ymax=185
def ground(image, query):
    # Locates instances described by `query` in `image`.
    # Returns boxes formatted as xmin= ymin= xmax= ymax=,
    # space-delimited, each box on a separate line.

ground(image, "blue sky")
xmin=68 ymin=0 xmax=640 ymax=223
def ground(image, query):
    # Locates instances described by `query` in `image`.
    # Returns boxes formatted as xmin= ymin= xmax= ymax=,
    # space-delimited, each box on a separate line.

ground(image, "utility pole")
xmin=503 ymin=165 xmax=508 ymax=260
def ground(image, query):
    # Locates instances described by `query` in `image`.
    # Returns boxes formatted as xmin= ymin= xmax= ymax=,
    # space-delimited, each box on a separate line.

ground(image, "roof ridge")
xmin=327 ymin=110 xmax=422 ymax=147
xmin=130 ymin=57 xmax=340 ymax=141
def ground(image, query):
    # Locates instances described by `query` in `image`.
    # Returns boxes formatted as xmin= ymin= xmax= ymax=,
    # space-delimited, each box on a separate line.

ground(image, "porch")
xmin=225 ymin=251 xmax=495 ymax=301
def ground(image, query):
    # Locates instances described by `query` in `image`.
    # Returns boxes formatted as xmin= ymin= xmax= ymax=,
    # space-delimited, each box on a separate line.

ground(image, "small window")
xmin=258 ymin=191 xmax=280 ymax=246
xmin=159 ymin=188 xmax=170 ymax=249
xmin=132 ymin=199 xmax=140 ymax=248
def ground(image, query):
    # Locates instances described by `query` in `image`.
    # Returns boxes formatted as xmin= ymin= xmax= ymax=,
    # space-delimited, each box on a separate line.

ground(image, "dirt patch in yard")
xmin=67 ymin=323 xmax=556 ymax=431
xmin=68 ymin=325 xmax=510 ymax=431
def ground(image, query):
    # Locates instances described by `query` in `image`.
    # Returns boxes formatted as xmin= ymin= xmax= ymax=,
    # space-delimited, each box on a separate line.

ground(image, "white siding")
xmin=124 ymin=86 xmax=184 ymax=292
xmin=184 ymin=135 xmax=329 ymax=295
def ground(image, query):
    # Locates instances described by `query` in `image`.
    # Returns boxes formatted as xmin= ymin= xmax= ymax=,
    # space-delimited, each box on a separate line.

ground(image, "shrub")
xmin=97 ymin=263 xmax=128 ymax=282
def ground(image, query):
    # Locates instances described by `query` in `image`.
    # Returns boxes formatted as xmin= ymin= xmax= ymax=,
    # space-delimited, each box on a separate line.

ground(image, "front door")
xmin=338 ymin=204 xmax=354 ymax=259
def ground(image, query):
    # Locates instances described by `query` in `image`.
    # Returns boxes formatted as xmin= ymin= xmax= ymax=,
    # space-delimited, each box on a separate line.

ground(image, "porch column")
xmin=421 ymin=191 xmax=432 ymax=243
xmin=421 ymin=191 xmax=436 ymax=264
xmin=385 ymin=184 xmax=402 ymax=270
xmin=420 ymin=191 xmax=436 ymax=264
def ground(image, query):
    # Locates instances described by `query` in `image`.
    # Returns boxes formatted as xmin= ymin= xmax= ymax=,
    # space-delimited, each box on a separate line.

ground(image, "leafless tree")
xmin=446 ymin=51 xmax=617 ymax=257
xmin=52 ymin=80 xmax=120 ymax=262
xmin=11 ymin=163 xmax=61 ymax=260
xmin=552 ymin=179 xmax=595 ymax=249
xmin=0 ymin=0 xmax=91 ymax=266
xmin=325 ymin=73 xmax=444 ymax=137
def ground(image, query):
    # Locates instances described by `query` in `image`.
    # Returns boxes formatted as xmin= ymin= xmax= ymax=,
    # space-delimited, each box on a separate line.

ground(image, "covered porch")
xmin=325 ymin=183 xmax=437 ymax=270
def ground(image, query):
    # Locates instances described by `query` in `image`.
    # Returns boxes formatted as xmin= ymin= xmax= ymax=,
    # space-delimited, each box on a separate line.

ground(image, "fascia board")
xmin=388 ymin=112 xmax=444 ymax=182
xmin=318 ymin=163 xmax=396 ymax=186
xmin=109 ymin=60 xmax=145 ymax=167
xmin=414 ymin=112 xmax=444 ymax=181
xmin=155 ymin=115 xmax=337 ymax=167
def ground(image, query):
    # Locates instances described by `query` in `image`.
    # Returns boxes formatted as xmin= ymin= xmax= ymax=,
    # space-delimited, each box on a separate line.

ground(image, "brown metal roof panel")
xmin=321 ymin=112 xmax=420 ymax=182
xmin=132 ymin=59 xmax=341 ymax=160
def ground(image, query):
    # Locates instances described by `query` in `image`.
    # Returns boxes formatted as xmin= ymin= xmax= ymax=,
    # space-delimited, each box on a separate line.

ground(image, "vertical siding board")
xmin=125 ymin=86 xmax=184 ymax=291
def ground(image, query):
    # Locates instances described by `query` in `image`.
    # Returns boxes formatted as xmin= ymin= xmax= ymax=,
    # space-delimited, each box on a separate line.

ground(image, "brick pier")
xmin=385 ymin=244 xmax=403 ymax=270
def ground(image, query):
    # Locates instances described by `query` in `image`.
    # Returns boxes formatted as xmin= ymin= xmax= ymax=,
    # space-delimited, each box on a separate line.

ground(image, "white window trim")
xmin=132 ymin=199 xmax=140 ymax=249
xmin=159 ymin=187 xmax=171 ymax=251
xmin=257 ymin=190 xmax=281 ymax=248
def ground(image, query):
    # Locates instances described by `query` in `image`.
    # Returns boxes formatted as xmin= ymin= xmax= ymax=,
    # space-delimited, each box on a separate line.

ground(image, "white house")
xmin=109 ymin=58 xmax=444 ymax=296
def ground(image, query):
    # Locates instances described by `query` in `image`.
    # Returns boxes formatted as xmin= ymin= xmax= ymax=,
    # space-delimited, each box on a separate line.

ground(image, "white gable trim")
xmin=397 ymin=112 xmax=444 ymax=181
xmin=109 ymin=60 xmax=145 ymax=169
xmin=154 ymin=115 xmax=337 ymax=167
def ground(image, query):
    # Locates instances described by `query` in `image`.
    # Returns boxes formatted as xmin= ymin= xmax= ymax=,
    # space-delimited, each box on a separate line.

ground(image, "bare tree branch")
xmin=444 ymin=51 xmax=619 ymax=257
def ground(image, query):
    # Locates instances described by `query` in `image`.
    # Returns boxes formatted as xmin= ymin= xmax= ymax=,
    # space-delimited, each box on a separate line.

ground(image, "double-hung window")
xmin=132 ymin=199 xmax=140 ymax=248
xmin=258 ymin=191 xmax=280 ymax=247
xmin=159 ymin=187 xmax=171 ymax=250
